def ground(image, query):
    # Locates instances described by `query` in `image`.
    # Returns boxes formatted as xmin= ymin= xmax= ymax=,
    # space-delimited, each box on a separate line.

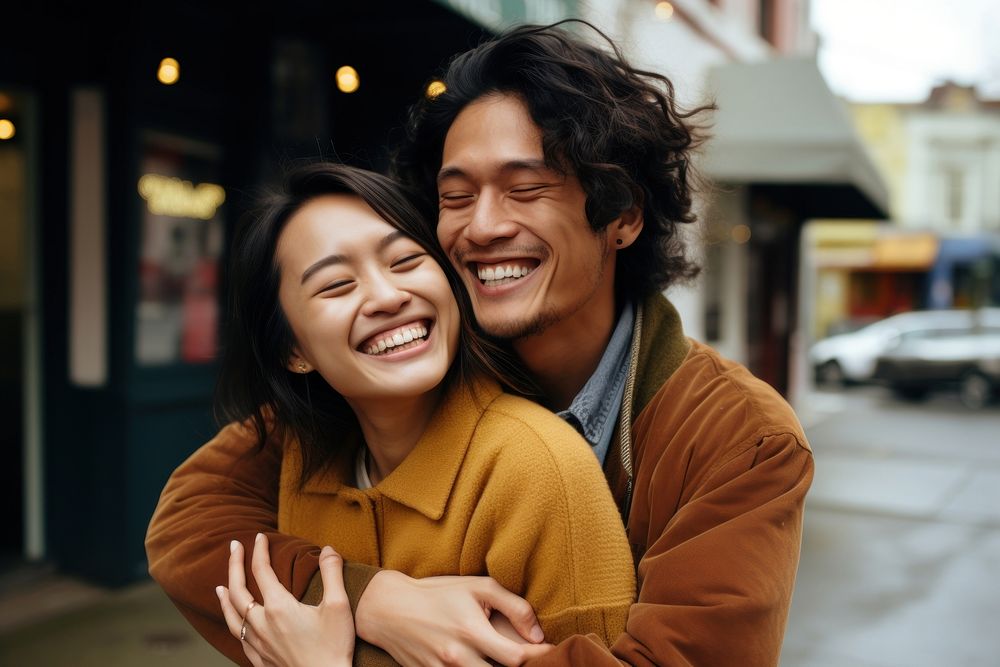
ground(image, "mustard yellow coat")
xmin=278 ymin=379 xmax=636 ymax=647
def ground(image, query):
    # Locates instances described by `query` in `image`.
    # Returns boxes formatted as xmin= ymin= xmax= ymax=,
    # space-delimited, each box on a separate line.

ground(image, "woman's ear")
xmin=610 ymin=204 xmax=644 ymax=250
xmin=286 ymin=352 xmax=313 ymax=374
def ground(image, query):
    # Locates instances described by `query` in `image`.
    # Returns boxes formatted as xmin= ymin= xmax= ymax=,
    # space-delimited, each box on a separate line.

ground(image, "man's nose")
xmin=361 ymin=274 xmax=411 ymax=316
xmin=463 ymin=193 xmax=518 ymax=245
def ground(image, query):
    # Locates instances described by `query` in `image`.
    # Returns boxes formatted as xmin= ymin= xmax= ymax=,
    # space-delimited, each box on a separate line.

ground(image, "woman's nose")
xmin=360 ymin=274 xmax=411 ymax=316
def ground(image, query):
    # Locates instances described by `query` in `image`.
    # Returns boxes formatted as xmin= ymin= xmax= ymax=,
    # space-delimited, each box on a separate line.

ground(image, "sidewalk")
xmin=0 ymin=562 xmax=228 ymax=666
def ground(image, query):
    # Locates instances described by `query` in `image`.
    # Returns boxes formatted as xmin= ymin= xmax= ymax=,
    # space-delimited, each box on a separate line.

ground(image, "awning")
xmin=700 ymin=57 xmax=890 ymax=219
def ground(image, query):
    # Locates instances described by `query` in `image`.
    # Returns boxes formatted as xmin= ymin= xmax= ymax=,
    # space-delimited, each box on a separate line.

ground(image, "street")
xmin=781 ymin=385 xmax=1000 ymax=667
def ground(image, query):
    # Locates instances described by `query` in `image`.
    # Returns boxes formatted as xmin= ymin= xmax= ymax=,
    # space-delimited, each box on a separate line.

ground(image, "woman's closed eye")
xmin=391 ymin=253 xmax=426 ymax=270
xmin=316 ymin=279 xmax=355 ymax=297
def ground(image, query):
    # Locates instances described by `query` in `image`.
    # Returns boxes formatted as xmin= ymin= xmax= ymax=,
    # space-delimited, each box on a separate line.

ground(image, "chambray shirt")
xmin=556 ymin=302 xmax=635 ymax=466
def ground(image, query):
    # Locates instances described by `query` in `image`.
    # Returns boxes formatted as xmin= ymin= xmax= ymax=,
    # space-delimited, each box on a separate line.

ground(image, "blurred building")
xmin=605 ymin=0 xmax=890 ymax=396
xmin=1 ymin=0 xmax=494 ymax=587
xmin=1 ymin=0 xmax=887 ymax=588
xmin=806 ymin=83 xmax=1000 ymax=341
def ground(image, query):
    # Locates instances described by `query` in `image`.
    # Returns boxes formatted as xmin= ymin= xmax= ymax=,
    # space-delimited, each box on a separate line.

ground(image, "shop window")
xmin=134 ymin=132 xmax=225 ymax=366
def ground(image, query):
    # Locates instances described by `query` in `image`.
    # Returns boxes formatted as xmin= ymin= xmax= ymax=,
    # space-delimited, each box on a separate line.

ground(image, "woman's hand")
xmin=216 ymin=533 xmax=355 ymax=667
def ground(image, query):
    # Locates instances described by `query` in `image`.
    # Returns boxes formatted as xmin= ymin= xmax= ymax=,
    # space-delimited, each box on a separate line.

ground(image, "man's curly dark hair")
xmin=390 ymin=19 xmax=716 ymax=297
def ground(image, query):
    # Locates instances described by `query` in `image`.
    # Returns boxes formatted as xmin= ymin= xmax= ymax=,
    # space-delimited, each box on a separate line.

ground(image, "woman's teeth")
xmin=364 ymin=325 xmax=429 ymax=356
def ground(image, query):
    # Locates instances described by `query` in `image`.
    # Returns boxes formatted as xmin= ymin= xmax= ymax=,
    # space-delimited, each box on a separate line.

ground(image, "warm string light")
xmin=0 ymin=119 xmax=14 ymax=140
xmin=336 ymin=66 xmax=360 ymax=93
xmin=655 ymin=1 xmax=674 ymax=21
xmin=426 ymin=79 xmax=447 ymax=99
xmin=157 ymin=57 xmax=180 ymax=85
xmin=731 ymin=224 xmax=752 ymax=244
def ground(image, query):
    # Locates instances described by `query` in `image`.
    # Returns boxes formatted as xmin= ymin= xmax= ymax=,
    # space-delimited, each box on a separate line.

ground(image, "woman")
xmin=204 ymin=162 xmax=634 ymax=666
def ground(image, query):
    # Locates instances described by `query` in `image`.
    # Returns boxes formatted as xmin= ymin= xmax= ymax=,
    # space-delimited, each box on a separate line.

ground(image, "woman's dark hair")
xmin=391 ymin=19 xmax=715 ymax=296
xmin=215 ymin=161 xmax=530 ymax=486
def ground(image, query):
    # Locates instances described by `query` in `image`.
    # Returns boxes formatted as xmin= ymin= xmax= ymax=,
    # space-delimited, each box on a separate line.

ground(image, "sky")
xmin=810 ymin=0 xmax=1000 ymax=103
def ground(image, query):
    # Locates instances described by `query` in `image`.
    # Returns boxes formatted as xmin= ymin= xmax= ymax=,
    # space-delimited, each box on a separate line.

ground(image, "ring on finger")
xmin=240 ymin=599 xmax=257 ymax=641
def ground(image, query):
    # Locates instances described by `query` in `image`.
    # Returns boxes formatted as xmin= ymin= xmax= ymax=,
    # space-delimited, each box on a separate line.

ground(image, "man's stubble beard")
xmin=473 ymin=235 xmax=612 ymax=343
xmin=476 ymin=305 xmax=564 ymax=341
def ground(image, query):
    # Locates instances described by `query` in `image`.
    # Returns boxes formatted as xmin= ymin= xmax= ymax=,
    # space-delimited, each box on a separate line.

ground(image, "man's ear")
xmin=610 ymin=204 xmax=644 ymax=250
xmin=286 ymin=351 xmax=313 ymax=374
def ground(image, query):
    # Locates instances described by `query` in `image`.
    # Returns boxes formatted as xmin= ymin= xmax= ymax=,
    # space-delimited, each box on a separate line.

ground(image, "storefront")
xmin=698 ymin=56 xmax=890 ymax=396
xmin=2 ymin=0 xmax=486 ymax=586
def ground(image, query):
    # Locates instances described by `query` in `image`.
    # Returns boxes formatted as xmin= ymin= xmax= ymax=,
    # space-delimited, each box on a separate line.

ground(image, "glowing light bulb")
xmin=655 ymin=2 xmax=674 ymax=21
xmin=731 ymin=224 xmax=752 ymax=244
xmin=158 ymin=57 xmax=180 ymax=85
xmin=0 ymin=119 xmax=15 ymax=140
xmin=336 ymin=66 xmax=360 ymax=93
xmin=426 ymin=80 xmax=447 ymax=99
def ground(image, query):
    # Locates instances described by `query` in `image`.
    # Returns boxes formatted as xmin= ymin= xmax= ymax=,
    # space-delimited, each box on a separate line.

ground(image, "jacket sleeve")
xmin=144 ymin=421 xmax=381 ymax=665
xmin=527 ymin=431 xmax=814 ymax=667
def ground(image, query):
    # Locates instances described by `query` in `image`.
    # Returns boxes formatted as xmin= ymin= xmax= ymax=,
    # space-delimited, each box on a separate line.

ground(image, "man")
xmin=146 ymin=20 xmax=813 ymax=666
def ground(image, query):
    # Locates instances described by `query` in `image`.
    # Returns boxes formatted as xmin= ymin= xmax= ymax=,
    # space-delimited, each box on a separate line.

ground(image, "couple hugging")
xmin=146 ymin=19 xmax=813 ymax=667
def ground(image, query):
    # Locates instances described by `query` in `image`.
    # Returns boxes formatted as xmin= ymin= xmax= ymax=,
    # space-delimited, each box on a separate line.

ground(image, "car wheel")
xmin=959 ymin=371 xmax=993 ymax=410
xmin=817 ymin=360 xmax=845 ymax=388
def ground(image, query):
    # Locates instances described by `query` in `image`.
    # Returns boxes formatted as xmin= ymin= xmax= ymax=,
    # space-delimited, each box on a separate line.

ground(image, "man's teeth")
xmin=365 ymin=325 xmax=429 ymax=356
xmin=477 ymin=264 xmax=533 ymax=285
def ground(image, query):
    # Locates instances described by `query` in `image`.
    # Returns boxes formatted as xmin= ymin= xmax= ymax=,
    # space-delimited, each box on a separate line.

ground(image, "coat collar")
xmin=299 ymin=378 xmax=503 ymax=521
xmin=604 ymin=292 xmax=691 ymax=523
xmin=374 ymin=378 xmax=501 ymax=519
xmin=632 ymin=292 xmax=691 ymax=420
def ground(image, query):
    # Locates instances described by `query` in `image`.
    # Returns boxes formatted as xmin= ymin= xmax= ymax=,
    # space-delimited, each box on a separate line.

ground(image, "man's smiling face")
xmin=436 ymin=93 xmax=618 ymax=341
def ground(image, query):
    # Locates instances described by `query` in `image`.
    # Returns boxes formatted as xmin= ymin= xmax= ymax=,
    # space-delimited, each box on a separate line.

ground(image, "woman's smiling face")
xmin=275 ymin=193 xmax=459 ymax=403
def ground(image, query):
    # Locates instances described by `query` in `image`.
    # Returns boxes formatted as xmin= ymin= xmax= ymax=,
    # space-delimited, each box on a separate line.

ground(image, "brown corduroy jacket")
xmin=145 ymin=293 xmax=813 ymax=666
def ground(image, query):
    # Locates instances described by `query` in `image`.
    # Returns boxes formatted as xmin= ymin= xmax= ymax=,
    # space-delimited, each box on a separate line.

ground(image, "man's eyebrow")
xmin=437 ymin=159 xmax=552 ymax=184
xmin=300 ymin=230 xmax=406 ymax=285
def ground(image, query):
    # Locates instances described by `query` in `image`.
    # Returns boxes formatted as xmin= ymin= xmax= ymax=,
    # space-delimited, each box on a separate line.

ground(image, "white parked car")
xmin=809 ymin=308 xmax=1000 ymax=387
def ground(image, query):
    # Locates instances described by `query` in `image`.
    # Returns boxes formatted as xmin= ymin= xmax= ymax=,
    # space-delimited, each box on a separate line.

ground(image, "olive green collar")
xmin=631 ymin=292 xmax=691 ymax=420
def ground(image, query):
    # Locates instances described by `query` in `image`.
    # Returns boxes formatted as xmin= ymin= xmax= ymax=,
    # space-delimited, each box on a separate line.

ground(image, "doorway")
xmin=0 ymin=89 xmax=39 ymax=566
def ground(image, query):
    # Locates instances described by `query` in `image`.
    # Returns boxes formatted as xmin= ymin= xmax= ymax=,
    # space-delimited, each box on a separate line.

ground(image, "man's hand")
xmin=355 ymin=570 xmax=555 ymax=667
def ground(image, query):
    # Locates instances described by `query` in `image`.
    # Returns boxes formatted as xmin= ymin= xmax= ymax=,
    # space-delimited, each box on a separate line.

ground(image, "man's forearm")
xmin=527 ymin=434 xmax=814 ymax=666
xmin=146 ymin=423 xmax=322 ymax=659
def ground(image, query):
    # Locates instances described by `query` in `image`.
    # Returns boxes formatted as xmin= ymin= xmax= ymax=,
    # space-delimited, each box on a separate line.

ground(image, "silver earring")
xmin=297 ymin=362 xmax=307 ymax=373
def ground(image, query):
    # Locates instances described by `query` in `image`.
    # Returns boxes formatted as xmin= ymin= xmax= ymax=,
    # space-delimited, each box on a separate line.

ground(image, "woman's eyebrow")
xmin=301 ymin=254 xmax=347 ymax=285
xmin=299 ymin=230 xmax=407 ymax=285
xmin=377 ymin=230 xmax=407 ymax=250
